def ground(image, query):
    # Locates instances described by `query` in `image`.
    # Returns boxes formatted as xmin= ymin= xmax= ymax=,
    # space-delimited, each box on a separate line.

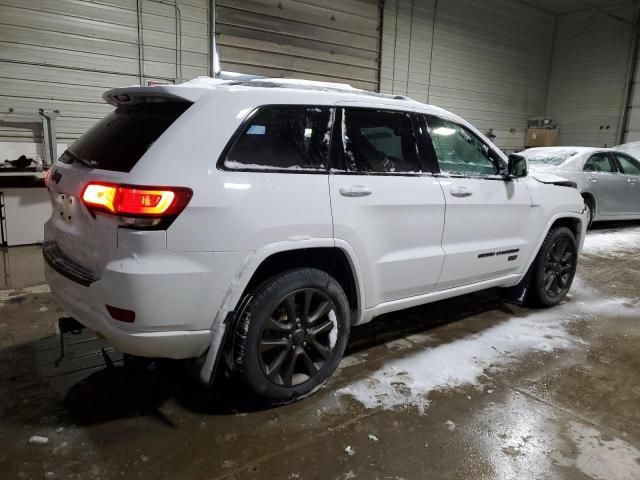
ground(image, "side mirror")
xmin=506 ymin=153 xmax=528 ymax=178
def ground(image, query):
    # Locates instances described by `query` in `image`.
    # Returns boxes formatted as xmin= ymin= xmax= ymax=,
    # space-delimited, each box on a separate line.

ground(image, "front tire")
xmin=583 ymin=195 xmax=595 ymax=230
xmin=234 ymin=268 xmax=350 ymax=404
xmin=525 ymin=226 xmax=578 ymax=308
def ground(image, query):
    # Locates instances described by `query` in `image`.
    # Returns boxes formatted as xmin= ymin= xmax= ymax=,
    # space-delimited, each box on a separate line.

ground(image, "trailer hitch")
xmin=54 ymin=317 xmax=85 ymax=367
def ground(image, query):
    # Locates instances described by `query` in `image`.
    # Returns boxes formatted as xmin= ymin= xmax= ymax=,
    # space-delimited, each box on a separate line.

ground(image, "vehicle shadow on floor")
xmin=59 ymin=288 xmax=517 ymax=425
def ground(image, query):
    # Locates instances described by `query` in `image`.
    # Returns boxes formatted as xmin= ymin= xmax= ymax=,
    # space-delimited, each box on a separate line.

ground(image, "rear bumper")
xmin=45 ymin=264 xmax=212 ymax=358
xmin=45 ymin=263 xmax=214 ymax=358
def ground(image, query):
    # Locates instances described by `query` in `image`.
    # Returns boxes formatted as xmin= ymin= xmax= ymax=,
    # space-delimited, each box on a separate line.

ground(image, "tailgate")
xmin=43 ymin=99 xmax=191 ymax=282
xmin=45 ymin=162 xmax=124 ymax=281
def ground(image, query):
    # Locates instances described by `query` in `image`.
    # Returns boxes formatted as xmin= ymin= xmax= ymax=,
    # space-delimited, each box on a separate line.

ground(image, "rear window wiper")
xmin=64 ymin=150 xmax=95 ymax=169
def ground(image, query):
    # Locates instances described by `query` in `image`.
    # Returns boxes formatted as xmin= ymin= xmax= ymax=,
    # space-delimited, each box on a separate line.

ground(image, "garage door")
xmin=216 ymin=0 xmax=381 ymax=91
xmin=0 ymin=0 xmax=210 ymax=147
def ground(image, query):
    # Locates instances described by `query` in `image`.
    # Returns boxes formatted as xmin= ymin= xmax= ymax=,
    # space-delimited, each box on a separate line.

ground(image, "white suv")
xmin=44 ymin=77 xmax=586 ymax=403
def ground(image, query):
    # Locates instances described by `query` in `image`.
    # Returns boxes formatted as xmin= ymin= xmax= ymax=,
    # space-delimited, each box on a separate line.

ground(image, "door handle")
xmin=588 ymin=177 xmax=597 ymax=183
xmin=450 ymin=186 xmax=473 ymax=198
xmin=627 ymin=177 xmax=637 ymax=185
xmin=339 ymin=185 xmax=372 ymax=197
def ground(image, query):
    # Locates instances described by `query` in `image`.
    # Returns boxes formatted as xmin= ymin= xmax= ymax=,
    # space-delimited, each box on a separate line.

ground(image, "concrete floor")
xmin=0 ymin=223 xmax=639 ymax=480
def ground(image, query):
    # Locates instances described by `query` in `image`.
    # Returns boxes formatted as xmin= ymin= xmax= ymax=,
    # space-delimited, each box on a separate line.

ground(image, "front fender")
xmin=523 ymin=210 xmax=587 ymax=278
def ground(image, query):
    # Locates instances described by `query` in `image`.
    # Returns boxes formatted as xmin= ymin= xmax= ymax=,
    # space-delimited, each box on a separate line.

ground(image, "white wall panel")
xmin=216 ymin=0 xmax=381 ymax=91
xmin=546 ymin=6 xmax=636 ymax=147
xmin=381 ymin=0 xmax=554 ymax=151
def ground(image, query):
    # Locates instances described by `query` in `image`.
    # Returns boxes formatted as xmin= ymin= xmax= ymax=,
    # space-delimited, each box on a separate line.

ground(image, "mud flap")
xmin=190 ymin=293 xmax=254 ymax=386
xmin=501 ymin=267 xmax=533 ymax=305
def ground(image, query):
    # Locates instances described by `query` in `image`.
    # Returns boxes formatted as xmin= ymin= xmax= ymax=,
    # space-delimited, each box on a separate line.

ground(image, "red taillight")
xmin=82 ymin=183 xmax=117 ymax=213
xmin=81 ymin=182 xmax=192 ymax=228
xmin=117 ymin=188 xmax=176 ymax=215
xmin=106 ymin=305 xmax=136 ymax=323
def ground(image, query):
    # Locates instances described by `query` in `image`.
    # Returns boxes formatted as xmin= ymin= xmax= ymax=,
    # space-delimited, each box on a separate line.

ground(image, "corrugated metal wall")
xmin=545 ymin=7 xmax=636 ymax=147
xmin=622 ymin=28 xmax=640 ymax=143
xmin=0 ymin=0 xmax=211 ymax=145
xmin=380 ymin=0 xmax=555 ymax=152
xmin=215 ymin=0 xmax=381 ymax=91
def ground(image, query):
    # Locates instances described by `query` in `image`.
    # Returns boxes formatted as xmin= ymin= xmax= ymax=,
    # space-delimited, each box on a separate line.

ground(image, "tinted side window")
xmin=341 ymin=109 xmax=422 ymax=173
xmin=613 ymin=153 xmax=640 ymax=175
xmin=60 ymin=102 xmax=191 ymax=173
xmin=583 ymin=153 xmax=617 ymax=173
xmin=225 ymin=106 xmax=331 ymax=170
xmin=425 ymin=116 xmax=497 ymax=176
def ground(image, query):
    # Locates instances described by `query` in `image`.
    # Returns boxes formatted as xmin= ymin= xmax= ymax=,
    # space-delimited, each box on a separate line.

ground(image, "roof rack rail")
xmin=232 ymin=78 xmax=417 ymax=102
xmin=216 ymin=71 xmax=267 ymax=81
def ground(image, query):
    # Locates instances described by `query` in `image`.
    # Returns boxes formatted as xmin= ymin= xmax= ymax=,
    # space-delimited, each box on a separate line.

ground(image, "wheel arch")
xmin=524 ymin=212 xmax=585 ymax=277
xmin=241 ymin=246 xmax=362 ymax=315
xmin=581 ymin=191 xmax=597 ymax=215
xmin=197 ymin=241 xmax=365 ymax=384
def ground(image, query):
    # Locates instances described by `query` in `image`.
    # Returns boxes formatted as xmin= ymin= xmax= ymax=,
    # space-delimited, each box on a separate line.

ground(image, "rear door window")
xmin=339 ymin=108 xmax=423 ymax=173
xmin=224 ymin=106 xmax=332 ymax=170
xmin=59 ymin=101 xmax=191 ymax=173
xmin=583 ymin=153 xmax=617 ymax=173
xmin=612 ymin=153 xmax=640 ymax=175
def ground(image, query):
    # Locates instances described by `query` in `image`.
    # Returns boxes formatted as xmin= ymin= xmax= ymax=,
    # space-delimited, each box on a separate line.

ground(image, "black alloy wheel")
xmin=258 ymin=288 xmax=337 ymax=387
xmin=542 ymin=236 xmax=576 ymax=299
xmin=234 ymin=268 xmax=350 ymax=404
xmin=525 ymin=226 xmax=578 ymax=307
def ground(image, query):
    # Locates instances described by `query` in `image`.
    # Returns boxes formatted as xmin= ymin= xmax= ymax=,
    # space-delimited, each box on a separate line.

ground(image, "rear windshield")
xmin=59 ymin=101 xmax=191 ymax=172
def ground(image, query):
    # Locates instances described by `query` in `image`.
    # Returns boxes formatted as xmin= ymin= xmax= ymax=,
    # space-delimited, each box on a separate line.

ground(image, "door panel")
xmin=330 ymin=175 xmax=446 ymax=306
xmin=329 ymin=108 xmax=446 ymax=308
xmin=583 ymin=153 xmax=628 ymax=216
xmin=435 ymin=177 xmax=533 ymax=289
xmin=424 ymin=115 xmax=534 ymax=290
xmin=611 ymin=153 xmax=640 ymax=215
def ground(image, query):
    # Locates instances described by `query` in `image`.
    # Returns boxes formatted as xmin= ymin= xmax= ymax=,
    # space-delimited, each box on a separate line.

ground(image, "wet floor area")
xmin=1 ymin=223 xmax=639 ymax=479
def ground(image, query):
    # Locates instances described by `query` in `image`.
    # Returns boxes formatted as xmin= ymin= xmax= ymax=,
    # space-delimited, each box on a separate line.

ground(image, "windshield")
xmin=523 ymin=149 xmax=578 ymax=166
xmin=59 ymin=101 xmax=191 ymax=173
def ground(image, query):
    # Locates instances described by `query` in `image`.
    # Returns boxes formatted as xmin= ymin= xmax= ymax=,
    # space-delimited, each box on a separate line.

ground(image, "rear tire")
xmin=234 ymin=268 xmax=350 ymax=404
xmin=525 ymin=226 xmax=578 ymax=308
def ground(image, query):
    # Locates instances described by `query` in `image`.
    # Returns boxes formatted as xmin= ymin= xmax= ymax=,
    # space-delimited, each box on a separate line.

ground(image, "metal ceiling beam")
xmin=575 ymin=0 xmax=640 ymax=26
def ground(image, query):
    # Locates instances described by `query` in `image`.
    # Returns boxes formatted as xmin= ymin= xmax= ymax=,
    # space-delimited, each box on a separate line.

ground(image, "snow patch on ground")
xmin=582 ymin=227 xmax=640 ymax=257
xmin=0 ymin=284 xmax=50 ymax=303
xmin=337 ymin=279 xmax=636 ymax=414
xmin=552 ymin=421 xmax=640 ymax=480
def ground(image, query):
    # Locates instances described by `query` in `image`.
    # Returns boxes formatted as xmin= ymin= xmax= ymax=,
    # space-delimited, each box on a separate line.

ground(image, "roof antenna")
xmin=210 ymin=0 xmax=220 ymax=77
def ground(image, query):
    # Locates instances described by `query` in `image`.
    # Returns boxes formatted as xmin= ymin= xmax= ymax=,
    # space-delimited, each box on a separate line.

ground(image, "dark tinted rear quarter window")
xmin=224 ymin=106 xmax=332 ymax=170
xmin=60 ymin=101 xmax=191 ymax=173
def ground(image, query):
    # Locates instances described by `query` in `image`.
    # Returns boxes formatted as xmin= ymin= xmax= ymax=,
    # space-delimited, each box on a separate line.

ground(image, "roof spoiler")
xmin=102 ymin=86 xmax=201 ymax=106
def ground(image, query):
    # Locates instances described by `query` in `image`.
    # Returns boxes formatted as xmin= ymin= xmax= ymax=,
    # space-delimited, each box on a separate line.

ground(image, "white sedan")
xmin=521 ymin=146 xmax=640 ymax=228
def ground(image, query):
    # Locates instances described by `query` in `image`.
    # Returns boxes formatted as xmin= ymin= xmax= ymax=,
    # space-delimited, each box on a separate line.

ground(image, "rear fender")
xmin=197 ymin=238 xmax=366 ymax=383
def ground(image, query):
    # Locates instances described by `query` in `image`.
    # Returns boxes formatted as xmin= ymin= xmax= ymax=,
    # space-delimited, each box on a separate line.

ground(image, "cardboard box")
xmin=525 ymin=127 xmax=560 ymax=147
